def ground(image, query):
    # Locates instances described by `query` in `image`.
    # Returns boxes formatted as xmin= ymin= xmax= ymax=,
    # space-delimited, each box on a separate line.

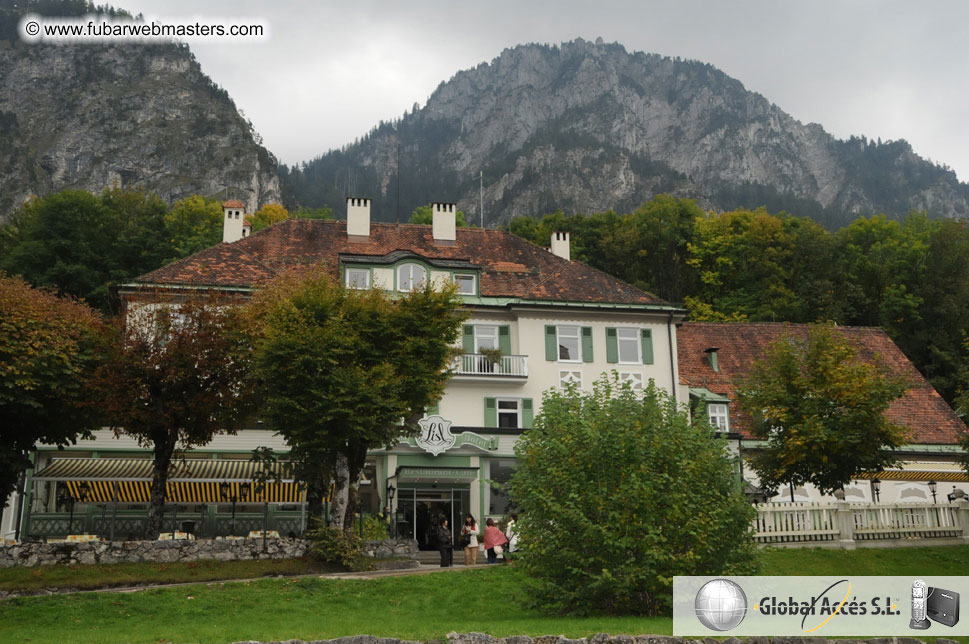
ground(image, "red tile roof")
xmin=134 ymin=220 xmax=667 ymax=306
xmin=677 ymin=322 xmax=964 ymax=445
xmin=223 ymin=200 xmax=246 ymax=209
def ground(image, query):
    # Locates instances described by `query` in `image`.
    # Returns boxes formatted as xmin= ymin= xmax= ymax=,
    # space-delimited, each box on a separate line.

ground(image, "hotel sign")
xmin=410 ymin=415 xmax=499 ymax=455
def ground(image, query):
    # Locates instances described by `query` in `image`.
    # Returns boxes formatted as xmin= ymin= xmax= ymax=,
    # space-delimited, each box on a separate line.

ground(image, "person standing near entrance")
xmin=483 ymin=517 xmax=508 ymax=564
xmin=437 ymin=517 xmax=453 ymax=567
xmin=504 ymin=513 xmax=519 ymax=560
xmin=461 ymin=514 xmax=479 ymax=565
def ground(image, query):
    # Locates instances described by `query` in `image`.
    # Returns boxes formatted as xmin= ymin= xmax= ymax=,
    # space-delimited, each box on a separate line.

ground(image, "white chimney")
xmin=222 ymin=200 xmax=247 ymax=243
xmin=432 ymin=202 xmax=456 ymax=244
xmin=550 ymin=231 xmax=571 ymax=261
xmin=346 ymin=197 xmax=371 ymax=241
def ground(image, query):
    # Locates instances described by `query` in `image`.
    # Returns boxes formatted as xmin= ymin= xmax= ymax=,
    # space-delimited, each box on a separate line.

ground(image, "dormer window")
xmin=397 ymin=264 xmax=426 ymax=291
xmin=454 ymin=274 xmax=476 ymax=295
xmin=708 ymin=403 xmax=729 ymax=431
xmin=346 ymin=268 xmax=370 ymax=290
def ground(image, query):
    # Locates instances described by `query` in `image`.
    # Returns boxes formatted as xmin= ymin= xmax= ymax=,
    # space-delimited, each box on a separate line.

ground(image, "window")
xmin=708 ymin=403 xmax=729 ymax=431
xmin=619 ymin=371 xmax=643 ymax=390
xmin=617 ymin=328 xmax=640 ymax=363
xmin=497 ymin=399 xmax=521 ymax=428
xmin=557 ymin=325 xmax=580 ymax=361
xmin=488 ymin=458 xmax=516 ymax=515
xmin=397 ymin=263 xmax=426 ymax=291
xmin=559 ymin=370 xmax=582 ymax=389
xmin=454 ymin=274 xmax=476 ymax=295
xmin=474 ymin=325 xmax=498 ymax=351
xmin=345 ymin=268 xmax=370 ymax=289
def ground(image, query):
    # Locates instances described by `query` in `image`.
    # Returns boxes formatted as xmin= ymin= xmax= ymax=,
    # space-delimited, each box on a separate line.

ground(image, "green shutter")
xmin=462 ymin=325 xmax=475 ymax=353
xmin=545 ymin=325 xmax=557 ymax=361
xmin=605 ymin=328 xmax=619 ymax=363
xmin=641 ymin=328 xmax=654 ymax=365
xmin=498 ymin=325 xmax=511 ymax=355
xmin=484 ymin=397 xmax=497 ymax=428
xmin=522 ymin=398 xmax=534 ymax=429
xmin=581 ymin=327 xmax=593 ymax=363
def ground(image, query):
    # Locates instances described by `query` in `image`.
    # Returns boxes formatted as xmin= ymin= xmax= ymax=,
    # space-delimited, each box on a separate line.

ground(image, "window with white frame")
xmin=474 ymin=325 xmax=498 ymax=351
xmin=397 ymin=263 xmax=426 ymax=291
xmin=454 ymin=274 xmax=476 ymax=295
xmin=619 ymin=372 xmax=643 ymax=390
xmin=345 ymin=268 xmax=370 ymax=290
xmin=708 ymin=403 xmax=729 ymax=431
xmin=559 ymin=370 xmax=582 ymax=389
xmin=497 ymin=399 xmax=521 ymax=428
xmin=617 ymin=327 xmax=641 ymax=363
xmin=557 ymin=325 xmax=581 ymax=362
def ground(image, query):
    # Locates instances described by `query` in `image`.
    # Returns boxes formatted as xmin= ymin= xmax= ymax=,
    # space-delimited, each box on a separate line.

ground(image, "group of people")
xmin=438 ymin=513 xmax=519 ymax=567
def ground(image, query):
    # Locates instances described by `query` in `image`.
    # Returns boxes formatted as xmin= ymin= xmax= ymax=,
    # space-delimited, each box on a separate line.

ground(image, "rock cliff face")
xmin=0 ymin=27 xmax=280 ymax=221
xmin=287 ymin=39 xmax=969 ymax=227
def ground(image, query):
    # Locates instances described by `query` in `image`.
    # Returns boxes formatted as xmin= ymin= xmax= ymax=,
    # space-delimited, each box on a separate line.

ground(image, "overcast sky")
xmin=119 ymin=0 xmax=969 ymax=181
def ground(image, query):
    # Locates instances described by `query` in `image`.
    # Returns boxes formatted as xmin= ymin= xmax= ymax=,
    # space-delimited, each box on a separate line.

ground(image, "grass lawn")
xmin=2 ymin=545 xmax=969 ymax=644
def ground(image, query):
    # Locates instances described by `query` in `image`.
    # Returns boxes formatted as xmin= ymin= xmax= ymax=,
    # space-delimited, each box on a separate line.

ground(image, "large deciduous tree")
xmin=245 ymin=267 xmax=464 ymax=530
xmin=0 ymin=274 xmax=104 ymax=505
xmin=737 ymin=324 xmax=909 ymax=496
xmin=95 ymin=295 xmax=253 ymax=538
xmin=509 ymin=376 xmax=757 ymax=616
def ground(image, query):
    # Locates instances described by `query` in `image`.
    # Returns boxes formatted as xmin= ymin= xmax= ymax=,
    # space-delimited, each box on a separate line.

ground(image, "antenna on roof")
xmin=479 ymin=170 xmax=484 ymax=228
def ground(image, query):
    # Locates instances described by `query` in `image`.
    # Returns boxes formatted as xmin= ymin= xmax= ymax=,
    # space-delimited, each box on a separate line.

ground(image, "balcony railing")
xmin=452 ymin=353 xmax=528 ymax=378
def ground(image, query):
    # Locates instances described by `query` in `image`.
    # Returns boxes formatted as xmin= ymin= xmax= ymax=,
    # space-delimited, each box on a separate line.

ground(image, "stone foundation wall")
xmin=0 ymin=538 xmax=418 ymax=568
xmin=227 ymin=633 xmax=961 ymax=644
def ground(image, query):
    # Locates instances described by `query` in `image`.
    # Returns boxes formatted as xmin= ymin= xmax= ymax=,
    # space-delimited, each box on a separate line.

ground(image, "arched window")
xmin=397 ymin=263 xmax=426 ymax=291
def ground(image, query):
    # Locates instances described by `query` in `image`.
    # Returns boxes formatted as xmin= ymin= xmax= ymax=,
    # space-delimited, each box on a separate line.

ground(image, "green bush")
xmin=305 ymin=519 xmax=371 ymax=571
xmin=362 ymin=514 xmax=390 ymax=540
xmin=509 ymin=376 xmax=758 ymax=616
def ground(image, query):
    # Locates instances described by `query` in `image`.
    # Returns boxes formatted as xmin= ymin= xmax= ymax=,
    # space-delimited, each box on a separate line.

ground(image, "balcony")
xmin=452 ymin=353 xmax=528 ymax=382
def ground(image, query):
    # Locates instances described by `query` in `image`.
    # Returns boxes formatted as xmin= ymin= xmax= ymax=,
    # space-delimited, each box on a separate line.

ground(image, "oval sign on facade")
xmin=416 ymin=415 xmax=456 ymax=456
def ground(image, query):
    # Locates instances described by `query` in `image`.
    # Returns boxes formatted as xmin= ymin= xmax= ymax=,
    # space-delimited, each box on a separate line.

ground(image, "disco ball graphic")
xmin=694 ymin=578 xmax=748 ymax=631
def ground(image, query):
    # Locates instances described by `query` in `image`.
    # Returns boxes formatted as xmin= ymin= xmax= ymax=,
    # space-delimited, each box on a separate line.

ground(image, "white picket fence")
xmin=754 ymin=500 xmax=969 ymax=548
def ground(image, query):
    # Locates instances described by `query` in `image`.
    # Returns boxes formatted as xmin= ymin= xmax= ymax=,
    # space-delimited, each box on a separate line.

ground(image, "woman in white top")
xmin=461 ymin=514 xmax=479 ymax=565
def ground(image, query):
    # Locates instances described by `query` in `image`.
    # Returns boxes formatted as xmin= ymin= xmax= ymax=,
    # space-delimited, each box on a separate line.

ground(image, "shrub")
xmin=305 ymin=519 xmax=371 ymax=571
xmin=509 ymin=376 xmax=758 ymax=616
xmin=362 ymin=514 xmax=390 ymax=540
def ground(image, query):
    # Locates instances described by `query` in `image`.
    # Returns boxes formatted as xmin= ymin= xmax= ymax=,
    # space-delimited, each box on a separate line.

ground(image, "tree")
xmin=250 ymin=202 xmax=289 ymax=232
xmin=94 ymin=294 xmax=253 ymax=538
xmin=245 ymin=267 xmax=465 ymax=529
xmin=736 ymin=325 xmax=909 ymax=496
xmin=0 ymin=274 xmax=104 ymax=505
xmin=509 ymin=376 xmax=757 ymax=616
xmin=163 ymin=194 xmax=223 ymax=260
xmin=408 ymin=204 xmax=468 ymax=226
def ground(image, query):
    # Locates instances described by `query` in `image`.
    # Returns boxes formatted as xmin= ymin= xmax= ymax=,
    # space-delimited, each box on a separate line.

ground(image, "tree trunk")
xmin=328 ymin=451 xmax=350 ymax=529
xmin=145 ymin=442 xmax=174 ymax=539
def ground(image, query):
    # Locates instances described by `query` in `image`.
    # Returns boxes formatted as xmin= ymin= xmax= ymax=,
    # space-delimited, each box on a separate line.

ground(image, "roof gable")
xmin=677 ymin=322 xmax=964 ymax=445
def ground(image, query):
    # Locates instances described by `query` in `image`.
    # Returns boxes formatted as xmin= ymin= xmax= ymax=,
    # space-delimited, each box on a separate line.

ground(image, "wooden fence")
xmin=754 ymin=499 xmax=969 ymax=548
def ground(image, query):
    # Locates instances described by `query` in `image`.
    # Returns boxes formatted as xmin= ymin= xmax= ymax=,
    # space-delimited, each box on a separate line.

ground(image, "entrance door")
xmin=396 ymin=488 xmax=467 ymax=550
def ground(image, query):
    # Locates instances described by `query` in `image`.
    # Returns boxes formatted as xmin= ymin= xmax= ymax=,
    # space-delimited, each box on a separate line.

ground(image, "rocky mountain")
xmin=284 ymin=39 xmax=969 ymax=228
xmin=0 ymin=3 xmax=280 ymax=222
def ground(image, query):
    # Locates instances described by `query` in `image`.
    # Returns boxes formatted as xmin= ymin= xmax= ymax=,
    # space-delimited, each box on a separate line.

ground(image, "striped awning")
xmin=32 ymin=458 xmax=306 ymax=503
xmin=854 ymin=470 xmax=969 ymax=483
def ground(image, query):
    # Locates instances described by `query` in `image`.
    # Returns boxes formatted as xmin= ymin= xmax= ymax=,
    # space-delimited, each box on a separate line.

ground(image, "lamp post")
xmin=219 ymin=482 xmax=251 ymax=536
xmin=871 ymin=478 xmax=881 ymax=504
xmin=928 ymin=480 xmax=938 ymax=504
xmin=386 ymin=484 xmax=396 ymax=538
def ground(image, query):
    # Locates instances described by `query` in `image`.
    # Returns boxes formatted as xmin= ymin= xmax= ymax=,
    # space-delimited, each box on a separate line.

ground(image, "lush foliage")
xmin=509 ymin=198 xmax=969 ymax=406
xmin=93 ymin=295 xmax=254 ymax=537
xmin=0 ymin=275 xmax=104 ymax=505
xmin=510 ymin=376 xmax=758 ymax=616
xmin=737 ymin=325 xmax=909 ymax=495
xmin=250 ymin=202 xmax=289 ymax=232
xmin=305 ymin=519 xmax=369 ymax=570
xmin=245 ymin=267 xmax=466 ymax=528
xmin=163 ymin=194 xmax=224 ymax=260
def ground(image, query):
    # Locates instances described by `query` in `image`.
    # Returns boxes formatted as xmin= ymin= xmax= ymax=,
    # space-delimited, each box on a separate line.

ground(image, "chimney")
xmin=242 ymin=218 xmax=252 ymax=239
xmin=550 ymin=231 xmax=570 ymax=261
xmin=222 ymin=200 xmax=247 ymax=243
xmin=432 ymin=202 xmax=456 ymax=245
xmin=346 ymin=197 xmax=371 ymax=241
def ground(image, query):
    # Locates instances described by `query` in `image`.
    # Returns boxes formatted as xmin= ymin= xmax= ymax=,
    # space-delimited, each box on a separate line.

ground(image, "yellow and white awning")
xmin=31 ymin=458 xmax=306 ymax=503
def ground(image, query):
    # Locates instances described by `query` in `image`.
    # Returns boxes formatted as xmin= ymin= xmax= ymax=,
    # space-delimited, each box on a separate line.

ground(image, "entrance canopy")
xmin=31 ymin=458 xmax=305 ymax=503
xmin=396 ymin=466 xmax=478 ymax=485
xmin=854 ymin=470 xmax=969 ymax=483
